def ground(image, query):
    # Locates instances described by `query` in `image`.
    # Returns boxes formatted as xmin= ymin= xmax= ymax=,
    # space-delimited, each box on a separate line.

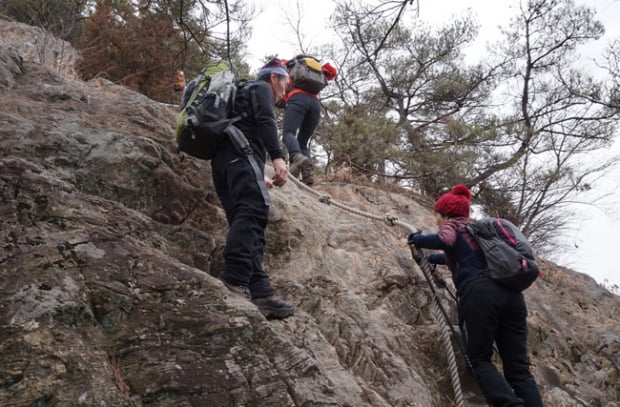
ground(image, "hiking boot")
xmin=301 ymin=160 xmax=314 ymax=186
xmin=288 ymin=154 xmax=309 ymax=178
xmin=251 ymin=296 xmax=295 ymax=319
xmin=219 ymin=277 xmax=251 ymax=300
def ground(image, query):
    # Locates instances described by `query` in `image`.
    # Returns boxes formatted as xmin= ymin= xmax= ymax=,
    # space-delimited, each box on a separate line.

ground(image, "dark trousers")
xmin=282 ymin=92 xmax=321 ymax=159
xmin=211 ymin=143 xmax=273 ymax=299
xmin=459 ymin=278 xmax=543 ymax=407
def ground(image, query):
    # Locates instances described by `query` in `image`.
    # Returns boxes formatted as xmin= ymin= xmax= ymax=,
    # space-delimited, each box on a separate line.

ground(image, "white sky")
xmin=247 ymin=0 xmax=620 ymax=289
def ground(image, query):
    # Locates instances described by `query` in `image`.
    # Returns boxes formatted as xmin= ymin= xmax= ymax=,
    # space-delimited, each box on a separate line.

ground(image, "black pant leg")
xmin=282 ymin=93 xmax=320 ymax=159
xmin=295 ymin=95 xmax=320 ymax=158
xmin=496 ymin=293 xmax=543 ymax=407
xmin=211 ymin=145 xmax=274 ymax=298
xmin=459 ymin=279 xmax=527 ymax=406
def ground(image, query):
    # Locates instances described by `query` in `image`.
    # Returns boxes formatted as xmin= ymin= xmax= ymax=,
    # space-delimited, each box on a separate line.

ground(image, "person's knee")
xmin=233 ymin=202 xmax=268 ymax=224
xmin=282 ymin=129 xmax=297 ymax=140
xmin=503 ymin=363 xmax=535 ymax=384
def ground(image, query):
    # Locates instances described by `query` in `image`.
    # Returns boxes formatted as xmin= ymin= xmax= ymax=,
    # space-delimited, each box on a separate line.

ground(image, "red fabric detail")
xmin=496 ymin=218 xmax=518 ymax=246
xmin=283 ymin=87 xmax=318 ymax=103
xmin=437 ymin=220 xmax=459 ymax=246
xmin=321 ymin=62 xmax=338 ymax=80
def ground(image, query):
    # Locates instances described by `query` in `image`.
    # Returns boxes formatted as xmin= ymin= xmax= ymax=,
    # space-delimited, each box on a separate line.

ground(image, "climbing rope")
xmin=287 ymin=175 xmax=466 ymax=407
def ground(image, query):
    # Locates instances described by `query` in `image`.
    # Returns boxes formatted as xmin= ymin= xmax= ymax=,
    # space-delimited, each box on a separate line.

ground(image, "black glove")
xmin=407 ymin=230 xmax=422 ymax=246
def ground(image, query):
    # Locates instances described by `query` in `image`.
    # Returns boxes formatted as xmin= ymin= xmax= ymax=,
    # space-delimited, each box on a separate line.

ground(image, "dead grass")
xmin=108 ymin=355 xmax=138 ymax=407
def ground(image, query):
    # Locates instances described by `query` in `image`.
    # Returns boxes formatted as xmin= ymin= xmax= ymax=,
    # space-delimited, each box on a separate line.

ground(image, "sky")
xmin=247 ymin=0 xmax=620 ymax=289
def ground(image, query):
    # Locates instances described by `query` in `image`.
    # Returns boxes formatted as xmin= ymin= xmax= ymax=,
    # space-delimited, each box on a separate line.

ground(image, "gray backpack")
xmin=466 ymin=218 xmax=541 ymax=291
xmin=286 ymin=56 xmax=327 ymax=94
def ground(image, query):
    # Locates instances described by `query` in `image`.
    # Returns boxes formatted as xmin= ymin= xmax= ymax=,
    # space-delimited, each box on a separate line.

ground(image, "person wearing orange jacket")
xmin=173 ymin=69 xmax=185 ymax=92
xmin=282 ymin=56 xmax=337 ymax=185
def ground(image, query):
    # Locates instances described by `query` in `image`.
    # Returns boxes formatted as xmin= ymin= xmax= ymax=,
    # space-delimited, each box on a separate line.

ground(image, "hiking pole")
xmin=430 ymin=264 xmax=458 ymax=303
xmin=409 ymin=243 xmax=466 ymax=407
xmin=409 ymin=245 xmax=471 ymax=367
xmin=410 ymin=244 xmax=492 ymax=407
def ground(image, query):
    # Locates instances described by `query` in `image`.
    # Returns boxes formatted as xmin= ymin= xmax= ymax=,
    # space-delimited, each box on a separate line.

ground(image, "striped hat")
xmin=258 ymin=58 xmax=288 ymax=79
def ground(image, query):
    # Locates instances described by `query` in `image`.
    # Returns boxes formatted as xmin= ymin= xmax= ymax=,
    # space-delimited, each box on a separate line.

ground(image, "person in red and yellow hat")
xmin=281 ymin=56 xmax=337 ymax=185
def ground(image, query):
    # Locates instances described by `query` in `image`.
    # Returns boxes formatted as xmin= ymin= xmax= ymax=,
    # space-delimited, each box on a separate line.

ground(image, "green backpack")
xmin=175 ymin=62 xmax=245 ymax=160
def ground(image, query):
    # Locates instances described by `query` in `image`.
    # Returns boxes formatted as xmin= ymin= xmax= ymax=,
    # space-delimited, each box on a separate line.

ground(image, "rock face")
xmin=0 ymin=17 xmax=78 ymax=80
xmin=0 ymin=21 xmax=618 ymax=407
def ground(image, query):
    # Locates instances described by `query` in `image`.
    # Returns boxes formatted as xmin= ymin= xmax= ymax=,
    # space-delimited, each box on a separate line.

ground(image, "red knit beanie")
xmin=434 ymin=185 xmax=471 ymax=218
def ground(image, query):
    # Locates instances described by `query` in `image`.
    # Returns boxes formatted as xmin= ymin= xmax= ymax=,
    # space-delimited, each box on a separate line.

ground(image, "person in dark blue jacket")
xmin=408 ymin=185 xmax=542 ymax=407
xmin=212 ymin=58 xmax=294 ymax=319
xmin=281 ymin=87 xmax=320 ymax=185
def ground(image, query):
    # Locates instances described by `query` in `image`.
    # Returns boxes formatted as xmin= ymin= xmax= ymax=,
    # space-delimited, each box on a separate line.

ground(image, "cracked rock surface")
xmin=0 ymin=19 xmax=618 ymax=407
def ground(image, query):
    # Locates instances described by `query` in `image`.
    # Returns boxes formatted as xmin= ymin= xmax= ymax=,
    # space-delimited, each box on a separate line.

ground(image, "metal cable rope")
xmin=288 ymin=175 xmax=465 ymax=407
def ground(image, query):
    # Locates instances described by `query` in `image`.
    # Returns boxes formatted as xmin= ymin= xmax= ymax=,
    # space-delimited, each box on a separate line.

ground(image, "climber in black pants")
xmin=212 ymin=58 xmax=294 ymax=320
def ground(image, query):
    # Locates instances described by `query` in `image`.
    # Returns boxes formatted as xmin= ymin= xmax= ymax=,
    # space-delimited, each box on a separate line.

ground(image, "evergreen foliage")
xmin=0 ymin=0 xmax=89 ymax=41
xmin=73 ymin=0 xmax=251 ymax=103
xmin=319 ymin=0 xmax=619 ymax=253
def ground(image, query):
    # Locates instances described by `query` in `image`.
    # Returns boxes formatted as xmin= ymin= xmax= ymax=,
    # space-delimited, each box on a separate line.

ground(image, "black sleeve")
xmin=250 ymin=82 xmax=285 ymax=161
xmin=427 ymin=253 xmax=447 ymax=265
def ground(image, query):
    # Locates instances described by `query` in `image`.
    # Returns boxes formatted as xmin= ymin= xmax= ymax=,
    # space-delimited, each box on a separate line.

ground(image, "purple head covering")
xmin=257 ymin=58 xmax=289 ymax=79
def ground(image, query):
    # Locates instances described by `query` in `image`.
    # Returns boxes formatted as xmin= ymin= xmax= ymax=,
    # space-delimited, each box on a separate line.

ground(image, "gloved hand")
xmin=429 ymin=263 xmax=444 ymax=285
xmin=407 ymin=230 xmax=422 ymax=246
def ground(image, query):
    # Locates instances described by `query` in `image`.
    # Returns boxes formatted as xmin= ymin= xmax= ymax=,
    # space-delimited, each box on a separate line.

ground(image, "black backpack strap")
xmin=460 ymin=223 xmax=489 ymax=276
xmin=225 ymin=126 xmax=271 ymax=206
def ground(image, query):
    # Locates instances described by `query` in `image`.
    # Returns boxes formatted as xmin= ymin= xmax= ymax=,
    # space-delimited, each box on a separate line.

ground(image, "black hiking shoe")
xmin=219 ymin=277 xmax=251 ymax=300
xmin=252 ymin=296 xmax=295 ymax=319
xmin=288 ymin=154 xmax=309 ymax=178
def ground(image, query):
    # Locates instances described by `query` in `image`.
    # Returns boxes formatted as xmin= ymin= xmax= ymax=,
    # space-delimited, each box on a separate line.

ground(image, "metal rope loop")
xmin=384 ymin=214 xmax=399 ymax=226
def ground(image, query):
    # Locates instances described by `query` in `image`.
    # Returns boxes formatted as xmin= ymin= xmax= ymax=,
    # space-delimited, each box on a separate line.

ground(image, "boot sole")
xmin=257 ymin=305 xmax=295 ymax=319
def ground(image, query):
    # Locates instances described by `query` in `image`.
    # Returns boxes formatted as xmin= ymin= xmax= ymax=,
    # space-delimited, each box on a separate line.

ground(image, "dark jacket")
xmin=233 ymin=80 xmax=284 ymax=161
xmin=410 ymin=217 xmax=487 ymax=292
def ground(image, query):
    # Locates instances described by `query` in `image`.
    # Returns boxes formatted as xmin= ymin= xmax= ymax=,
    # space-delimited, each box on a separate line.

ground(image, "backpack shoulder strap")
xmin=496 ymin=218 xmax=518 ymax=246
xmin=230 ymin=79 xmax=254 ymax=121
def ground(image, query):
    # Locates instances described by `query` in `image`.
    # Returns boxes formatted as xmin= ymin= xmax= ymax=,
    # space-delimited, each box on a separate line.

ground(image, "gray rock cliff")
xmin=0 ymin=20 xmax=618 ymax=407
